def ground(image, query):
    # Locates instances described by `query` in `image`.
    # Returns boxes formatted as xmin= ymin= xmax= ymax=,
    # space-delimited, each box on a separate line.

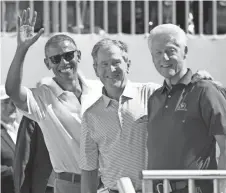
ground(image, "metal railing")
xmin=1 ymin=0 xmax=226 ymax=35
xmin=142 ymin=170 xmax=226 ymax=193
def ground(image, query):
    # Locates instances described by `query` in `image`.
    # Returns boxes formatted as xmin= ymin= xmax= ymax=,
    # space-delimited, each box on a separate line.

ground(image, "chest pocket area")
xmin=133 ymin=114 xmax=149 ymax=134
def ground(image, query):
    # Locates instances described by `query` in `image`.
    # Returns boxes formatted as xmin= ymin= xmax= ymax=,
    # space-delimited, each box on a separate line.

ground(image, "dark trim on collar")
xmin=160 ymin=68 xmax=193 ymax=94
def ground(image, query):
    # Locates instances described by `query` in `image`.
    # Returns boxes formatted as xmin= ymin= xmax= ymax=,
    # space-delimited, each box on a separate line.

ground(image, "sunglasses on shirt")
xmin=49 ymin=50 xmax=78 ymax=65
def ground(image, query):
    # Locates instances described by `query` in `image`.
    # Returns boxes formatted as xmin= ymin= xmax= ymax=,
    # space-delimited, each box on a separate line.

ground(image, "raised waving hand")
xmin=17 ymin=7 xmax=44 ymax=49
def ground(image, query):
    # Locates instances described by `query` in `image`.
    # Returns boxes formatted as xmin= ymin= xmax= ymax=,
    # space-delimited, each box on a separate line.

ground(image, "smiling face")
xmin=94 ymin=45 xmax=129 ymax=92
xmin=1 ymin=98 xmax=17 ymax=123
xmin=151 ymin=33 xmax=187 ymax=80
xmin=45 ymin=40 xmax=80 ymax=84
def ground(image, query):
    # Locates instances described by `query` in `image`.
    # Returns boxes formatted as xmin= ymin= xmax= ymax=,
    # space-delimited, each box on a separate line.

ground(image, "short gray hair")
xmin=91 ymin=38 xmax=129 ymax=65
xmin=148 ymin=24 xmax=187 ymax=51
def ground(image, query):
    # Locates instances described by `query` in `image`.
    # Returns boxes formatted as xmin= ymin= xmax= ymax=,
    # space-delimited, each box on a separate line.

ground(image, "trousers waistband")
xmin=56 ymin=172 xmax=81 ymax=183
xmin=109 ymin=189 xmax=142 ymax=193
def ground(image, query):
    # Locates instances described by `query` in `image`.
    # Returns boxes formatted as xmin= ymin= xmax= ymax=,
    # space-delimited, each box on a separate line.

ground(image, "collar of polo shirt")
xmin=102 ymin=80 xmax=135 ymax=107
xmin=36 ymin=70 xmax=89 ymax=97
xmin=161 ymin=68 xmax=193 ymax=94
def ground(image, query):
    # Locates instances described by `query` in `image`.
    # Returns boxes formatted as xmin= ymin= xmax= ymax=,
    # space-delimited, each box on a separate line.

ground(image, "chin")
xmin=161 ymin=70 xmax=176 ymax=78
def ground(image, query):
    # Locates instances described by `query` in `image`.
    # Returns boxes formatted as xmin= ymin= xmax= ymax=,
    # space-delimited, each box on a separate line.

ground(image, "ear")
xmin=127 ymin=60 xmax=131 ymax=74
xmin=44 ymin=58 xmax=51 ymax=70
xmin=93 ymin=63 xmax=99 ymax=78
xmin=184 ymin=46 xmax=188 ymax=59
xmin=77 ymin=50 xmax=81 ymax=61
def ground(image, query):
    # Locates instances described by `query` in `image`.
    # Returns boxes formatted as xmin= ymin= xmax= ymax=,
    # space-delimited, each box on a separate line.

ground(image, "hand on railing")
xmin=17 ymin=7 xmax=44 ymax=50
xmin=117 ymin=177 xmax=136 ymax=193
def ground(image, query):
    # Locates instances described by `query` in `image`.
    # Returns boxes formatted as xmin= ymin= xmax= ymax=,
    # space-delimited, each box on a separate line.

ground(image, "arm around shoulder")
xmin=81 ymin=169 xmax=99 ymax=193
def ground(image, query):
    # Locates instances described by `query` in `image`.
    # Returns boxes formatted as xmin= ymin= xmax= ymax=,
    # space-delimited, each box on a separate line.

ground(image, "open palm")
xmin=17 ymin=7 xmax=44 ymax=49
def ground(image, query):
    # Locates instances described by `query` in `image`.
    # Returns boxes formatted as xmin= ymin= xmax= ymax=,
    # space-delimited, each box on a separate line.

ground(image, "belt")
xmin=109 ymin=189 xmax=142 ymax=193
xmin=155 ymin=180 xmax=187 ymax=193
xmin=56 ymin=172 xmax=81 ymax=183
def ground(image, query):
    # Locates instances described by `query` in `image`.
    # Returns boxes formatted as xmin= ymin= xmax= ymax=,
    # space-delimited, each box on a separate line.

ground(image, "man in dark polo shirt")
xmin=147 ymin=24 xmax=226 ymax=193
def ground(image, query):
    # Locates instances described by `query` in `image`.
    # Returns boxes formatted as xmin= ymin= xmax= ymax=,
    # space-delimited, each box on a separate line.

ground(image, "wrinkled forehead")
xmin=46 ymin=40 xmax=77 ymax=57
xmin=151 ymin=32 xmax=185 ymax=50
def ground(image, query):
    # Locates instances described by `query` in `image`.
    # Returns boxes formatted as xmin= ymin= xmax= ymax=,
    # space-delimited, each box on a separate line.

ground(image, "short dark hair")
xmin=44 ymin=34 xmax=77 ymax=56
xmin=91 ymin=38 xmax=129 ymax=65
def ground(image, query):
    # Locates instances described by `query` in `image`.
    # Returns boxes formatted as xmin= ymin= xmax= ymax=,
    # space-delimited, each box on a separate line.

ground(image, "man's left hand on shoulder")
xmin=191 ymin=70 xmax=214 ymax=83
xmin=191 ymin=70 xmax=226 ymax=91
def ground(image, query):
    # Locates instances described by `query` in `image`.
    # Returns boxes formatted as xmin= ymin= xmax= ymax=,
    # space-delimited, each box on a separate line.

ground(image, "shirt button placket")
xmin=117 ymin=101 xmax=123 ymax=129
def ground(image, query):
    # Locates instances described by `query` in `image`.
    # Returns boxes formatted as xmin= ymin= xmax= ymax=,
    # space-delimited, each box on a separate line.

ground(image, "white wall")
xmin=1 ymin=34 xmax=226 ymax=87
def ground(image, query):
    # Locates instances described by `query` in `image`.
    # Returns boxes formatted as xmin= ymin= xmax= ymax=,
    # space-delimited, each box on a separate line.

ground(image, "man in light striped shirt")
xmin=80 ymin=38 xmax=160 ymax=192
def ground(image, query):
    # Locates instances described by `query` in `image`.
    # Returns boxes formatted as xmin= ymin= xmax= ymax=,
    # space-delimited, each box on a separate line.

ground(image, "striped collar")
xmin=36 ymin=70 xmax=90 ymax=97
xmin=102 ymin=80 xmax=135 ymax=107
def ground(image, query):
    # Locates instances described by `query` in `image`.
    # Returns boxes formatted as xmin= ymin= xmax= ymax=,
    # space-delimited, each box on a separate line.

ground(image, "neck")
xmin=54 ymin=75 xmax=82 ymax=95
xmin=166 ymin=68 xmax=188 ymax=86
xmin=104 ymin=81 xmax=127 ymax=101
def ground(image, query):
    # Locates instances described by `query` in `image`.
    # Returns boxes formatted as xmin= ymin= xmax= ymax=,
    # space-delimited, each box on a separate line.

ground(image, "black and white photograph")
xmin=1 ymin=1 xmax=226 ymax=193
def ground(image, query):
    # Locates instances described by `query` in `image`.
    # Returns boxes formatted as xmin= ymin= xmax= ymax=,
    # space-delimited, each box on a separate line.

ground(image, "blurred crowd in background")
xmin=1 ymin=0 xmax=226 ymax=35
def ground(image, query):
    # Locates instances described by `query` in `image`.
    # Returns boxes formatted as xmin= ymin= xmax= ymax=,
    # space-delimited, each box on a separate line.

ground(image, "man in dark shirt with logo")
xmin=147 ymin=24 xmax=226 ymax=193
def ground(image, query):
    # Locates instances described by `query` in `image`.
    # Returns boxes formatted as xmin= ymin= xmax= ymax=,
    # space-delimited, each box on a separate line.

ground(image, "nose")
xmin=163 ymin=53 xmax=170 ymax=61
xmin=110 ymin=65 xmax=117 ymax=72
xmin=60 ymin=57 xmax=68 ymax=66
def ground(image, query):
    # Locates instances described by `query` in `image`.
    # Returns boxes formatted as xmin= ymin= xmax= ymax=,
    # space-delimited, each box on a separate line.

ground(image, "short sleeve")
xmin=80 ymin=111 xmax=99 ymax=171
xmin=200 ymin=81 xmax=226 ymax=136
xmin=16 ymin=86 xmax=46 ymax=122
xmin=143 ymin=82 xmax=161 ymax=100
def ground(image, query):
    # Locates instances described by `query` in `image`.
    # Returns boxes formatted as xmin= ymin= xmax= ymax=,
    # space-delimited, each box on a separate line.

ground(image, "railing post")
xmin=158 ymin=0 xmax=163 ymax=25
xmin=142 ymin=179 xmax=154 ymax=193
xmin=144 ymin=0 xmax=149 ymax=35
xmin=103 ymin=0 xmax=108 ymax=34
xmin=212 ymin=0 xmax=217 ymax=35
xmin=89 ymin=0 xmax=94 ymax=34
xmin=163 ymin=179 xmax=170 ymax=193
xmin=198 ymin=0 xmax=204 ymax=34
xmin=213 ymin=179 xmax=219 ymax=193
xmin=185 ymin=0 xmax=190 ymax=33
xmin=52 ymin=1 xmax=59 ymax=33
xmin=15 ymin=1 xmax=19 ymax=32
xmin=172 ymin=0 xmax=176 ymax=25
xmin=76 ymin=0 xmax=81 ymax=34
xmin=130 ymin=0 xmax=135 ymax=34
xmin=43 ymin=0 xmax=50 ymax=34
xmin=117 ymin=0 xmax=122 ymax=34
xmin=61 ymin=1 xmax=67 ymax=32
xmin=1 ymin=1 xmax=6 ymax=32
xmin=188 ymin=179 xmax=195 ymax=193
xmin=29 ymin=0 xmax=34 ymax=18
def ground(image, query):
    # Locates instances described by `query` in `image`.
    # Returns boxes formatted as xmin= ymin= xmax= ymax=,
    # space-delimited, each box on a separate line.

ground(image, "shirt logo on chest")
xmin=175 ymin=102 xmax=188 ymax=111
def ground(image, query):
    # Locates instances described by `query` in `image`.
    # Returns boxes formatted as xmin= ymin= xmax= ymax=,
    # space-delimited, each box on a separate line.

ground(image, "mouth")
xmin=106 ymin=75 xmax=119 ymax=79
xmin=161 ymin=64 xmax=173 ymax=68
xmin=59 ymin=65 xmax=74 ymax=73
